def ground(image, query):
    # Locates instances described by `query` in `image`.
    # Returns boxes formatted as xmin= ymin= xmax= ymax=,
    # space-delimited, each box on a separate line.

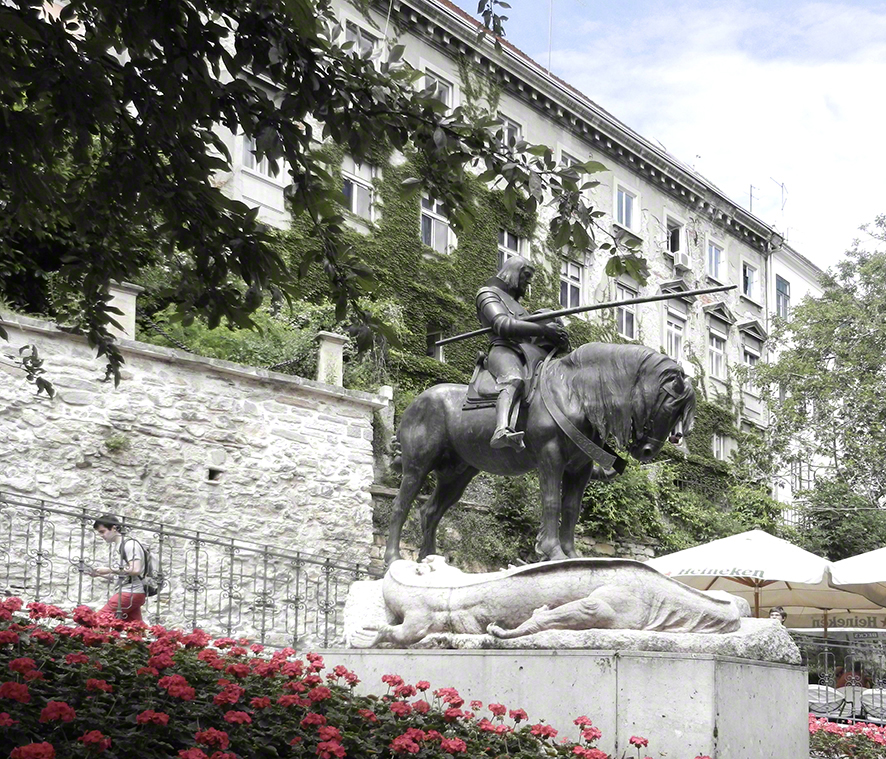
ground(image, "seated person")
xmin=836 ymin=662 xmax=872 ymax=689
xmin=768 ymin=606 xmax=787 ymax=624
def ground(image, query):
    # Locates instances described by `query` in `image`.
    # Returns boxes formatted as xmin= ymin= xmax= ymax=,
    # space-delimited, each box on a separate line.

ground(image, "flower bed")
xmin=0 ymin=597 xmax=724 ymax=759
xmin=810 ymin=715 xmax=886 ymax=758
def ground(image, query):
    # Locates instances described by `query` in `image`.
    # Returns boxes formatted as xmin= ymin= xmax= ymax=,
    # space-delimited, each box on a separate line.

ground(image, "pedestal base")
xmin=319 ymin=649 xmax=808 ymax=759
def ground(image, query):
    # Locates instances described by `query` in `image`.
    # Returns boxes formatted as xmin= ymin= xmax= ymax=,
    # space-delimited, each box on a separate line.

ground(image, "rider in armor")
xmin=476 ymin=256 xmax=569 ymax=450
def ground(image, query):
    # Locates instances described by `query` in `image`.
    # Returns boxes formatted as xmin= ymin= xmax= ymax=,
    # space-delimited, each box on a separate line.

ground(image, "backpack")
xmin=120 ymin=538 xmax=165 ymax=598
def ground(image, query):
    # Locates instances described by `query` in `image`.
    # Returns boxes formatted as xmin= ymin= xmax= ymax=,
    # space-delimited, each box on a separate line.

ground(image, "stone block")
xmin=320 ymin=649 xmax=808 ymax=759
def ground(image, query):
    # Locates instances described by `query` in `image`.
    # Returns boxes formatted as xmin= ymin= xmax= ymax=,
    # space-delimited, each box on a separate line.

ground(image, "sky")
xmin=449 ymin=0 xmax=886 ymax=271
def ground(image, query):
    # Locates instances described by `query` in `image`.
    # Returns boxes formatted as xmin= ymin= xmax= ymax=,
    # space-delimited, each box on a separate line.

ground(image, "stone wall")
xmin=0 ymin=312 xmax=387 ymax=568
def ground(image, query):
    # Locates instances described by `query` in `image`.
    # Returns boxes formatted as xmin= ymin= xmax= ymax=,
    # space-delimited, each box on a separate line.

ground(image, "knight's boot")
xmin=490 ymin=385 xmax=525 ymax=451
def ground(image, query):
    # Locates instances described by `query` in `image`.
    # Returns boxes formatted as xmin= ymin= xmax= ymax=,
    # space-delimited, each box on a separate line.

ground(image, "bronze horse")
xmin=384 ymin=343 xmax=696 ymax=564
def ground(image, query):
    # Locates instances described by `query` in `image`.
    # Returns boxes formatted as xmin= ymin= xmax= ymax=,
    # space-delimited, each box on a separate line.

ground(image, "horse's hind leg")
xmin=385 ymin=462 xmax=432 ymax=566
xmin=418 ymin=465 xmax=479 ymax=559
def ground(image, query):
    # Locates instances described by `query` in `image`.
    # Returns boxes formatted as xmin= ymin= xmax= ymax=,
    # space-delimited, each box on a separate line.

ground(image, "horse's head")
xmin=628 ymin=363 xmax=696 ymax=462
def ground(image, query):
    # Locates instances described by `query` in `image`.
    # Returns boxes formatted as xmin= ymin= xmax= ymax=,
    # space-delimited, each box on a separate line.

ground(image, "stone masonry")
xmin=0 ymin=313 xmax=387 ymax=567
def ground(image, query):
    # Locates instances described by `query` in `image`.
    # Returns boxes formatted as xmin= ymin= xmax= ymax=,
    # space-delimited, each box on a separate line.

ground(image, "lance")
xmin=436 ymin=283 xmax=737 ymax=346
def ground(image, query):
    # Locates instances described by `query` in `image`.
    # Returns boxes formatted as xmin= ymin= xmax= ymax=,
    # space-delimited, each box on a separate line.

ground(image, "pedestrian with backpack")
xmin=88 ymin=514 xmax=148 ymax=623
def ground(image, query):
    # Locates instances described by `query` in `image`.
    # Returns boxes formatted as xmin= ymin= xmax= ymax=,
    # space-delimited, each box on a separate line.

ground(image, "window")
xmin=666 ymin=216 xmax=684 ymax=256
xmin=707 ymin=239 xmax=724 ymax=280
xmin=345 ymin=21 xmax=379 ymax=57
xmin=421 ymin=196 xmax=451 ymax=254
xmin=713 ymin=433 xmax=727 ymax=461
xmin=791 ymin=460 xmax=814 ymax=492
xmin=426 ymin=330 xmax=445 ymax=363
xmin=616 ymin=284 xmax=636 ymax=339
xmin=560 ymin=260 xmax=582 ymax=309
xmin=424 ymin=71 xmax=453 ymax=108
xmin=497 ymin=229 xmax=521 ymax=267
xmin=341 ymin=155 xmax=374 ymax=219
xmin=709 ymin=331 xmax=726 ymax=379
xmin=498 ymin=114 xmax=521 ymax=145
xmin=742 ymin=262 xmax=758 ymax=300
xmin=560 ymin=151 xmax=580 ymax=168
xmin=666 ymin=317 xmax=685 ymax=361
xmin=743 ymin=349 xmax=759 ymax=392
xmin=616 ymin=185 xmax=637 ymax=231
xmin=776 ymin=275 xmax=791 ymax=319
xmin=243 ymin=136 xmax=274 ymax=178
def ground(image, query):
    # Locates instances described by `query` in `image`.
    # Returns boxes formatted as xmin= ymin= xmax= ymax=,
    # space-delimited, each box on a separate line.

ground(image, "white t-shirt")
xmin=118 ymin=538 xmax=146 ymax=594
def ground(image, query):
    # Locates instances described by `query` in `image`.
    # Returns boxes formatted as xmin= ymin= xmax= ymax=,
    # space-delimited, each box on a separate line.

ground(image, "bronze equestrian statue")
xmin=384 ymin=339 xmax=696 ymax=565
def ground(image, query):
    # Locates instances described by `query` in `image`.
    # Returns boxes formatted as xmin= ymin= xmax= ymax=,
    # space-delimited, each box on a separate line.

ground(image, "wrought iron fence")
xmin=0 ymin=490 xmax=381 ymax=648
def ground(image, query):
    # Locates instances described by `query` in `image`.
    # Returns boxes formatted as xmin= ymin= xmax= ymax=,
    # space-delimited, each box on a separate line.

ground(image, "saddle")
xmin=463 ymin=342 xmax=549 ymax=410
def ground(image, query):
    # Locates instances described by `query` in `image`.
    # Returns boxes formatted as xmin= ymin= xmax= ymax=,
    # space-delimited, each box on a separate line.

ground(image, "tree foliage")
xmin=758 ymin=215 xmax=886 ymax=507
xmin=0 ymin=0 xmax=641 ymax=384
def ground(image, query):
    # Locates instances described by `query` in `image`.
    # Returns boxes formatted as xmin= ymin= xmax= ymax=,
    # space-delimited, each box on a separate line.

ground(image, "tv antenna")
xmin=749 ymin=184 xmax=758 ymax=213
xmin=770 ymin=177 xmax=788 ymax=212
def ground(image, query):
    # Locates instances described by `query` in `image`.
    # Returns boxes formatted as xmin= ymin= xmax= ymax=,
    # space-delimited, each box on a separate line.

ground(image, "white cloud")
xmin=539 ymin=0 xmax=886 ymax=269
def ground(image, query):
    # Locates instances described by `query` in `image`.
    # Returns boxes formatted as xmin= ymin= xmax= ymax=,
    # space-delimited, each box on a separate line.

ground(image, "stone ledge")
xmin=1 ymin=311 xmax=388 ymax=410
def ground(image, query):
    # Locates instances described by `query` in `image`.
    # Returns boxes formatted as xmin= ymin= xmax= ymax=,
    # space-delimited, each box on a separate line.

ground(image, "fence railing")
xmin=0 ymin=490 xmax=381 ymax=648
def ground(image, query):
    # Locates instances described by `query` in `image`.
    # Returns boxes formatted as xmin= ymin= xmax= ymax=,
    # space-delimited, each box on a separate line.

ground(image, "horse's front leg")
xmin=559 ymin=463 xmax=595 ymax=558
xmin=385 ymin=463 xmax=431 ymax=566
xmin=536 ymin=442 xmax=567 ymax=561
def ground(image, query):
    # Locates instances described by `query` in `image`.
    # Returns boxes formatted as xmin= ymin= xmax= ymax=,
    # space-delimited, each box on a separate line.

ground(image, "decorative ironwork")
xmin=0 ymin=490 xmax=381 ymax=647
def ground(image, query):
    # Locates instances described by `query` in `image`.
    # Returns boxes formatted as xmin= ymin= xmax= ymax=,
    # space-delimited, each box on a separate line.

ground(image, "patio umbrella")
xmin=647 ymin=530 xmax=882 ymax=626
xmin=831 ymin=547 xmax=886 ymax=607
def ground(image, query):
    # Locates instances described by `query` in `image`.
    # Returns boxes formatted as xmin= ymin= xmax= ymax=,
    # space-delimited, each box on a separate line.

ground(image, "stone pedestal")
xmin=316 ymin=331 xmax=348 ymax=386
xmin=318 ymin=649 xmax=808 ymax=759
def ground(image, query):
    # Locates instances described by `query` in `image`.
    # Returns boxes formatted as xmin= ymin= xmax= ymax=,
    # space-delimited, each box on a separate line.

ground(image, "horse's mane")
xmin=558 ymin=343 xmax=695 ymax=448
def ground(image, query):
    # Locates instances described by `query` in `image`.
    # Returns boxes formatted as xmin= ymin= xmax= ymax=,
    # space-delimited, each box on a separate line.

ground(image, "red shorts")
xmin=100 ymin=592 xmax=147 ymax=622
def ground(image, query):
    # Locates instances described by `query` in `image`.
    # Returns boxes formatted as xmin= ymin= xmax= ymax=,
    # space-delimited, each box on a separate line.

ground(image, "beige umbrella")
xmin=647 ymin=530 xmax=882 ymax=628
xmin=831 ymin=547 xmax=886 ymax=607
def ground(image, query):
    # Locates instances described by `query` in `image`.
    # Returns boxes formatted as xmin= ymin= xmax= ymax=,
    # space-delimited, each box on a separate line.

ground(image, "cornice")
xmin=385 ymin=0 xmax=780 ymax=255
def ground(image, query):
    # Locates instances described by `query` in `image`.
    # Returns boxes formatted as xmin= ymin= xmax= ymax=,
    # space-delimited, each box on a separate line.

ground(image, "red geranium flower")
xmin=382 ymin=674 xmax=405 ymax=688
xmin=301 ymin=712 xmax=327 ymax=727
xmin=308 ymin=686 xmax=332 ymax=702
xmin=251 ymin=643 xmax=264 ymax=653
xmin=225 ymin=663 xmax=250 ymax=679
xmin=39 ymin=701 xmax=76 ymax=723
xmin=24 ymin=670 xmax=44 ymax=682
xmin=394 ymin=684 xmax=417 ymax=698
xmin=65 ymin=653 xmax=89 ymax=665
xmin=136 ymin=710 xmax=170 ymax=726
xmin=214 ymin=684 xmax=244 ymax=706
xmin=31 ymin=630 xmax=55 ymax=646
xmin=629 ymin=736 xmax=649 ymax=748
xmin=136 ymin=666 xmax=159 ymax=677
xmin=86 ymin=678 xmax=113 ymax=693
xmin=0 ymin=682 xmax=30 ymax=703
xmin=440 ymin=738 xmax=467 ymax=754
xmin=390 ymin=701 xmax=412 ymax=717
xmin=509 ymin=709 xmax=528 ymax=723
xmin=277 ymin=694 xmax=305 ymax=707
xmin=443 ymin=707 xmax=465 ymax=721
xmin=0 ymin=630 xmax=19 ymax=644
xmin=416 ymin=680 xmax=430 ymax=691
xmin=210 ymin=753 xmax=237 ymax=759
xmin=10 ymin=742 xmax=55 ymax=759
xmin=318 ymin=726 xmax=342 ymax=743
xmin=78 ymin=731 xmax=111 ymax=753
xmin=250 ymin=696 xmax=272 ymax=709
xmin=358 ymin=708 xmax=378 ymax=723
xmin=489 ymin=703 xmax=506 ymax=717
xmin=195 ymin=728 xmax=229 ymax=750
xmin=390 ymin=735 xmax=420 ymax=755
xmin=213 ymin=637 xmax=236 ymax=649
xmin=530 ymin=724 xmax=557 ymax=739
xmin=574 ymin=716 xmax=593 ymax=727
xmin=316 ymin=741 xmax=345 ymax=759
xmin=582 ymin=727 xmax=602 ymax=742
xmin=9 ymin=658 xmax=37 ymax=674
xmin=470 ymin=700 xmax=483 ymax=710
xmin=223 ymin=710 xmax=252 ymax=725
xmin=178 ymin=750 xmax=208 ymax=759
xmin=0 ymin=711 xmax=19 ymax=726
xmin=412 ymin=700 xmax=430 ymax=714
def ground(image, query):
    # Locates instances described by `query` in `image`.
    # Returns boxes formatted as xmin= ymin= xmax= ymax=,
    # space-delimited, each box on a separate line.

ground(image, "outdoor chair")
xmin=837 ymin=686 xmax=865 ymax=719
xmin=809 ymin=684 xmax=850 ymax=719
xmin=860 ymin=689 xmax=886 ymax=724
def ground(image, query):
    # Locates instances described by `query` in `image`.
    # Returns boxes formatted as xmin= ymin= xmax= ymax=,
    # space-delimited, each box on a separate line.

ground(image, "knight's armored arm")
xmin=478 ymin=291 xmax=553 ymax=339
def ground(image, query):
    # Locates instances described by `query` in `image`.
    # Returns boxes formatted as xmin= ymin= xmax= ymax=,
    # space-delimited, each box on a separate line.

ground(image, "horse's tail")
xmin=390 ymin=433 xmax=403 ymax=473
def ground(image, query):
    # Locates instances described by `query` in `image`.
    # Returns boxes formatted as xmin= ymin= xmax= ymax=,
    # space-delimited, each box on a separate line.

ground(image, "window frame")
xmin=708 ymin=329 xmax=727 ymax=380
xmin=615 ymin=182 xmax=640 ymax=234
xmin=426 ymin=330 xmax=446 ymax=363
xmin=741 ymin=260 xmax=759 ymax=302
xmin=775 ymin=275 xmax=791 ymax=320
xmin=421 ymin=195 xmax=453 ymax=254
xmin=664 ymin=211 xmax=686 ymax=259
xmin=341 ymin=155 xmax=376 ymax=221
xmin=343 ymin=18 xmax=381 ymax=59
xmin=422 ymin=67 xmax=455 ymax=109
xmin=615 ymin=282 xmax=637 ymax=339
xmin=497 ymin=228 xmax=522 ymax=268
xmin=497 ymin=112 xmax=522 ymax=146
xmin=712 ymin=433 xmax=727 ymax=461
xmin=706 ymin=236 xmax=726 ymax=282
xmin=242 ymin=135 xmax=279 ymax=182
xmin=559 ymin=259 xmax=583 ymax=309
xmin=666 ymin=314 xmax=685 ymax=362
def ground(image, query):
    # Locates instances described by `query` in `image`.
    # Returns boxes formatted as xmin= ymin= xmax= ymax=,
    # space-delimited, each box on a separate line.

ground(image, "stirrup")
xmin=490 ymin=428 xmax=525 ymax=451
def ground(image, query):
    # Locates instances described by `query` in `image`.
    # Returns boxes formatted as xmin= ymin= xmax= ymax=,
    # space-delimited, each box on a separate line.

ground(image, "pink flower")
xmin=301 ymin=712 xmax=328 ymax=727
xmin=39 ymin=701 xmax=76 ymax=723
xmin=629 ymin=736 xmax=649 ymax=748
xmin=250 ymin=696 xmax=272 ymax=709
xmin=78 ymin=731 xmax=111 ymax=753
xmin=195 ymin=728 xmax=229 ymax=750
xmin=530 ymin=724 xmax=558 ymax=739
xmin=489 ymin=703 xmax=507 ymax=717
xmin=223 ymin=710 xmax=252 ymax=725
xmin=9 ymin=657 xmax=37 ymax=674
xmin=0 ymin=682 xmax=31 ymax=703
xmin=0 ymin=712 xmax=19 ymax=726
xmin=390 ymin=735 xmax=420 ymax=754
xmin=440 ymin=738 xmax=467 ymax=754
xmin=444 ymin=707 xmax=465 ymax=721
xmin=65 ymin=653 xmax=90 ymax=665
xmin=471 ymin=700 xmax=483 ymax=710
xmin=509 ymin=708 xmax=528 ymax=723
xmin=308 ymin=686 xmax=332 ymax=702
xmin=412 ymin=699 xmax=430 ymax=714
xmin=416 ymin=680 xmax=430 ymax=691
xmin=0 ymin=630 xmax=19 ymax=644
xmin=10 ymin=743 xmax=56 ymax=759
xmin=582 ymin=727 xmax=602 ymax=742
xmin=395 ymin=683 xmax=417 ymax=698
xmin=178 ymin=750 xmax=208 ymax=759
xmin=390 ymin=701 xmax=412 ymax=717
xmin=136 ymin=710 xmax=170 ymax=725
xmin=358 ymin=708 xmax=378 ymax=723
xmin=383 ymin=673 xmax=405 ymax=688
xmin=316 ymin=741 xmax=345 ymax=759
xmin=318 ymin=726 xmax=342 ymax=742
xmin=86 ymin=678 xmax=113 ymax=693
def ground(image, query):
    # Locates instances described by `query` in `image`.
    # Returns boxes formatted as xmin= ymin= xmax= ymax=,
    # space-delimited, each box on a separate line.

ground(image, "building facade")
xmin=215 ymin=0 xmax=823 ymax=484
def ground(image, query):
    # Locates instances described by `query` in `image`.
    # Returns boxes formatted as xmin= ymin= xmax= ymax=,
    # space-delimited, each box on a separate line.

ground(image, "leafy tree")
xmin=0 ymin=0 xmax=643 ymax=384
xmin=758 ymin=216 xmax=886 ymax=507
